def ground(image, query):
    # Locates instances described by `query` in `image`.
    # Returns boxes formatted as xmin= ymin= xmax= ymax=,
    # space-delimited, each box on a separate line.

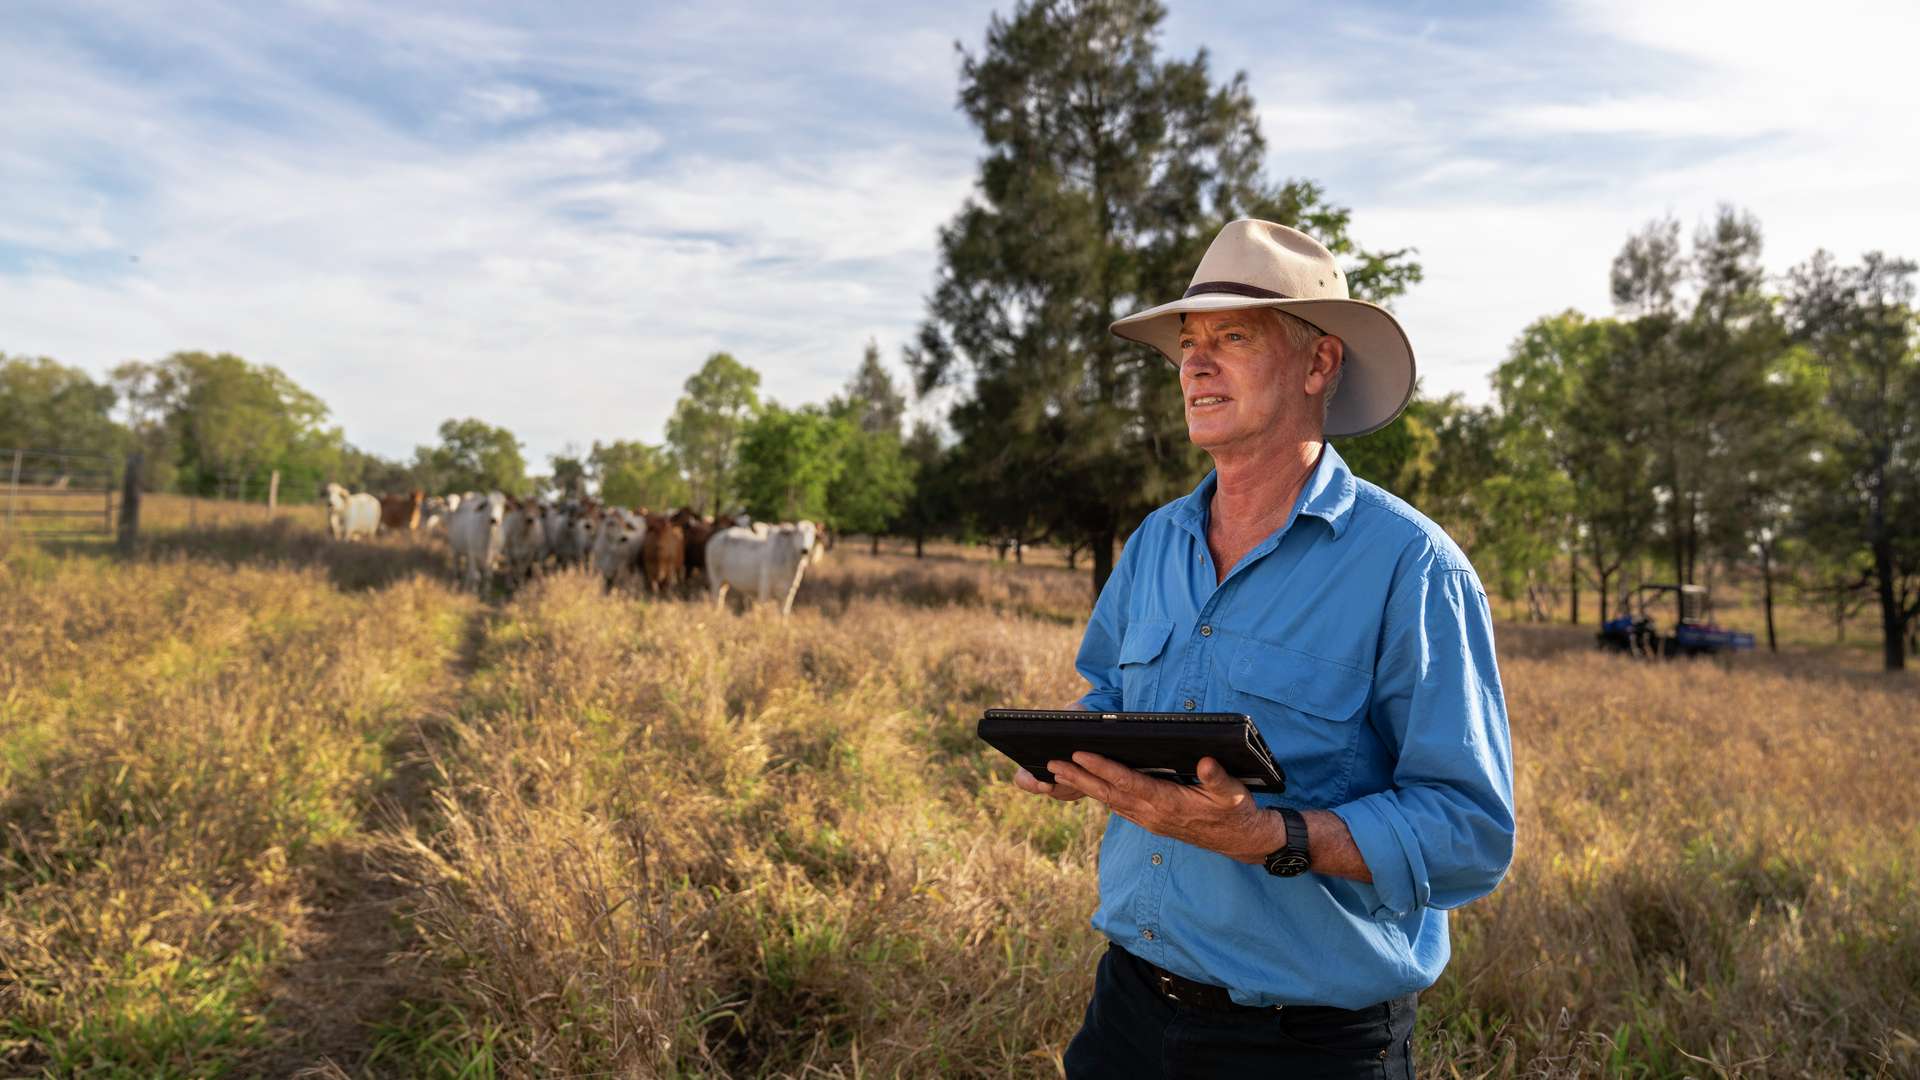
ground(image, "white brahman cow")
xmin=706 ymin=521 xmax=817 ymax=616
xmin=447 ymin=491 xmax=507 ymax=592
xmin=503 ymin=497 xmax=548 ymax=584
xmin=419 ymin=495 xmax=454 ymax=533
xmin=325 ymin=482 xmax=381 ymax=541
xmin=570 ymin=503 xmax=602 ymax=572
xmin=590 ymin=507 xmax=646 ymax=591
xmin=541 ymin=501 xmax=578 ymax=569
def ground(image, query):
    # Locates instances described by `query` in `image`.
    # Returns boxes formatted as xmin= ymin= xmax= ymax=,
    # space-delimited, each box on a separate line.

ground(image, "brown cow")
xmin=379 ymin=489 xmax=423 ymax=531
xmin=672 ymin=506 xmax=715 ymax=584
xmin=640 ymin=512 xmax=685 ymax=595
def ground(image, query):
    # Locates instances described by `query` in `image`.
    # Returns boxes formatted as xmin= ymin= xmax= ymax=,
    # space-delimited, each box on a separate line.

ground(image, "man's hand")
xmin=1042 ymin=752 xmax=1283 ymax=864
xmin=1012 ymin=765 xmax=1089 ymax=802
xmin=1010 ymin=696 xmax=1094 ymax=802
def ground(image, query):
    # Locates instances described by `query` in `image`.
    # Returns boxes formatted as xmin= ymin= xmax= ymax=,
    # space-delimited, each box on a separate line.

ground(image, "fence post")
xmin=267 ymin=469 xmax=280 ymax=519
xmin=6 ymin=448 xmax=21 ymax=528
xmin=117 ymin=452 xmax=143 ymax=553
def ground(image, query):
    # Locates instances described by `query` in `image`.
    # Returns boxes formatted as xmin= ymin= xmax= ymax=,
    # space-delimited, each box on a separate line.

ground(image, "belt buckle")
xmin=1156 ymin=972 xmax=1181 ymax=1004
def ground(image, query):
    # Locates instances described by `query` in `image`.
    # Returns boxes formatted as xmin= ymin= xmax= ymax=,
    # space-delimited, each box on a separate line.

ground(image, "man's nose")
xmin=1180 ymin=344 xmax=1219 ymax=380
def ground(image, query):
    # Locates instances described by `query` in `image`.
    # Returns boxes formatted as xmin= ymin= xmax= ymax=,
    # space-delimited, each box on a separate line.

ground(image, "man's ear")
xmin=1308 ymin=335 xmax=1344 ymax=395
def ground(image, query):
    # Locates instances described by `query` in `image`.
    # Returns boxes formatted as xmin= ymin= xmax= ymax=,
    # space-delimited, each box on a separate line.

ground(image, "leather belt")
xmin=1121 ymin=946 xmax=1280 ymax=1013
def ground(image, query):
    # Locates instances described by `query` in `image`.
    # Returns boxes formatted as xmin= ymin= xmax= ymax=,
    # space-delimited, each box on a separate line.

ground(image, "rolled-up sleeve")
xmin=1333 ymin=564 xmax=1515 ymax=919
xmin=1074 ymin=531 xmax=1141 ymax=712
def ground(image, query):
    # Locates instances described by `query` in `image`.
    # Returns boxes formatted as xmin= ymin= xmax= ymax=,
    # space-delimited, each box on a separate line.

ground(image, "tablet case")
xmin=977 ymin=708 xmax=1286 ymax=793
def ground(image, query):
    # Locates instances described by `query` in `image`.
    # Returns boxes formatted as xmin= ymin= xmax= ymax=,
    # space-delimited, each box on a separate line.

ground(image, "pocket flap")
xmin=1118 ymin=618 xmax=1175 ymax=666
xmin=1228 ymin=646 xmax=1371 ymax=721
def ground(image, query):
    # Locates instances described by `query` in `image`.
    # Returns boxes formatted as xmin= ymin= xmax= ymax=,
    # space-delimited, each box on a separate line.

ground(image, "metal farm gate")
xmin=1 ymin=449 xmax=118 ymax=541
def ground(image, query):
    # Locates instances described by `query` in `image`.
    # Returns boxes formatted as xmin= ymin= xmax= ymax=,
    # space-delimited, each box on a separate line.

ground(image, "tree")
xmin=734 ymin=405 xmax=849 ymax=523
xmin=665 ymin=352 xmax=761 ymax=515
xmin=830 ymin=426 xmax=916 ymax=553
xmin=338 ymin=445 xmax=419 ymax=494
xmin=834 ymin=341 xmax=907 ymax=436
xmin=0 ymin=355 xmax=124 ymax=459
xmin=910 ymin=0 xmax=1419 ymax=598
xmin=896 ymin=421 xmax=963 ymax=557
xmin=589 ymin=439 xmax=688 ymax=509
xmin=109 ymin=359 xmax=181 ymax=491
xmin=1608 ymin=208 xmax=1800 ymax=589
xmin=106 ymin=352 xmax=344 ymax=499
xmin=1336 ymin=398 xmax=1438 ymax=503
xmin=414 ymin=418 xmax=530 ymax=496
xmin=1494 ymin=312 xmax=1658 ymax=623
xmin=1784 ymin=250 xmax=1920 ymax=670
xmin=549 ymin=449 xmax=589 ymax=500
xmin=826 ymin=345 xmax=917 ymax=550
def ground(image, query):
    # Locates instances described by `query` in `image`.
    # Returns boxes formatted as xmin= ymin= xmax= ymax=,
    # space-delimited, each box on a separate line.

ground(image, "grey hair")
xmin=1261 ymin=309 xmax=1341 ymax=423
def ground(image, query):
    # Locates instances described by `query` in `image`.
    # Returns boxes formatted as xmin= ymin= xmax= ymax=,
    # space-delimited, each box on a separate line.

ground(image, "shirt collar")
xmin=1171 ymin=440 xmax=1359 ymax=541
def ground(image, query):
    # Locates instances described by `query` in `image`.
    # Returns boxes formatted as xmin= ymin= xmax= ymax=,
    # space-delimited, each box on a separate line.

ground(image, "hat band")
xmin=1183 ymin=280 xmax=1291 ymax=301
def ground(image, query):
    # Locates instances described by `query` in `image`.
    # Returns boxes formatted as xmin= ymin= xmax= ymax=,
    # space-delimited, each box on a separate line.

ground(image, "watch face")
xmin=1265 ymin=851 xmax=1310 ymax=877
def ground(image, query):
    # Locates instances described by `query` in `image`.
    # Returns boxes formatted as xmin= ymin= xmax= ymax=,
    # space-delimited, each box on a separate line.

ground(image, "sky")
xmin=3 ymin=0 xmax=1916 ymax=466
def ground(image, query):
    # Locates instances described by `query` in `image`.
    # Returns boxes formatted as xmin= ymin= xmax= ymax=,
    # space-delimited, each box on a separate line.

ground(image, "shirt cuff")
xmin=1331 ymin=793 xmax=1428 ymax=920
xmin=1078 ymin=689 xmax=1122 ymax=712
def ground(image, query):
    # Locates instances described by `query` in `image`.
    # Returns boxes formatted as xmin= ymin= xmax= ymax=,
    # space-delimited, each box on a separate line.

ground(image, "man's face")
xmin=1178 ymin=308 xmax=1307 ymax=454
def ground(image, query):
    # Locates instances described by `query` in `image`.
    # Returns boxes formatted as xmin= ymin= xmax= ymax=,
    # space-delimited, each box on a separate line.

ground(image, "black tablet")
xmin=977 ymin=708 xmax=1286 ymax=793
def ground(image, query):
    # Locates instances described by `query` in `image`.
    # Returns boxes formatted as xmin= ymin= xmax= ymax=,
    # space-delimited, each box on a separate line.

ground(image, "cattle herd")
xmin=322 ymin=484 xmax=823 ymax=615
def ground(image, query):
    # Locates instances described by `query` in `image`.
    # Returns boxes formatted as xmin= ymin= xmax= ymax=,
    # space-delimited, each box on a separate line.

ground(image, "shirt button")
xmin=1182 ymin=699 xmax=1196 ymax=711
xmin=1151 ymin=853 xmax=1163 ymax=865
xmin=1141 ymin=928 xmax=1156 ymax=942
xmin=1199 ymin=625 xmax=1212 ymax=637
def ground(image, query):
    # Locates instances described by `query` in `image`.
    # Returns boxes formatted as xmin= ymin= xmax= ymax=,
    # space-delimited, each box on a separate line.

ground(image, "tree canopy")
xmin=735 ymin=404 xmax=848 ymax=523
xmin=666 ymin=352 xmax=761 ymax=515
xmin=414 ymin=418 xmax=530 ymax=496
xmin=910 ymin=0 xmax=1419 ymax=596
xmin=0 ymin=355 xmax=123 ymax=460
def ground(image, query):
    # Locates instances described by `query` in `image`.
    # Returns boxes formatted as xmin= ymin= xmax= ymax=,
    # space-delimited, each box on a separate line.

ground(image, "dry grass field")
xmin=2 ymin=508 xmax=1916 ymax=1077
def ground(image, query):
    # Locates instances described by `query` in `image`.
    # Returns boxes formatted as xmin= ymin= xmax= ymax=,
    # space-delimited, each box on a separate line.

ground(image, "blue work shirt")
xmin=1074 ymin=443 xmax=1515 ymax=1009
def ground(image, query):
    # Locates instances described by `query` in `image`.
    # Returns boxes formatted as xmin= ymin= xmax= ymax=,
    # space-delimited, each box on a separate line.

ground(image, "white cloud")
xmin=4 ymin=0 xmax=1916 ymax=469
xmin=466 ymin=82 xmax=544 ymax=122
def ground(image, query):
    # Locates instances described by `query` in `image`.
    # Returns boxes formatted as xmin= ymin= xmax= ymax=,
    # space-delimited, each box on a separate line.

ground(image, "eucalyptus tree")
xmin=1784 ymin=250 xmax=1920 ymax=670
xmin=909 ymin=0 xmax=1418 ymax=596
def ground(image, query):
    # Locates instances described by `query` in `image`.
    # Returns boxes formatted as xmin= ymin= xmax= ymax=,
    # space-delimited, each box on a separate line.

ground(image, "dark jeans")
xmin=1063 ymin=944 xmax=1417 ymax=1079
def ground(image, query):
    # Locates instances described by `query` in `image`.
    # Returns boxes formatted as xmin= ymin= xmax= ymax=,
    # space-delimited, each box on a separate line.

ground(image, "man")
xmin=1013 ymin=219 xmax=1515 ymax=1077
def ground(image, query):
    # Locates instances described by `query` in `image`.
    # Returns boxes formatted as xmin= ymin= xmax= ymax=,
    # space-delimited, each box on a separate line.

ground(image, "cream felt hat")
xmin=1110 ymin=218 xmax=1415 ymax=438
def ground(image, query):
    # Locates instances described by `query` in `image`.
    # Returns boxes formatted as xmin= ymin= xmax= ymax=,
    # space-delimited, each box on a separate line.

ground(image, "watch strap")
xmin=1262 ymin=807 xmax=1312 ymax=877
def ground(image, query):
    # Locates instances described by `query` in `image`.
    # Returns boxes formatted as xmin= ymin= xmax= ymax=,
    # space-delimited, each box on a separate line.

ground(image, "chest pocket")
xmin=1117 ymin=618 xmax=1174 ymax=710
xmin=1226 ymin=643 xmax=1373 ymax=804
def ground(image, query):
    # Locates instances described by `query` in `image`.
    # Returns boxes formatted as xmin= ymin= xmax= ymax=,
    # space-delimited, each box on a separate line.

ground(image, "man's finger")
xmin=1014 ymin=766 xmax=1086 ymax=802
xmin=1195 ymin=756 xmax=1252 ymax=804
xmin=1048 ymin=759 xmax=1118 ymax=805
xmin=1071 ymin=751 xmax=1152 ymax=799
xmin=1013 ymin=766 xmax=1051 ymax=794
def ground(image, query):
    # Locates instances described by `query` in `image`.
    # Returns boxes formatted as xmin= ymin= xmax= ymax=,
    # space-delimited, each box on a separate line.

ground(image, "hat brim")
xmin=1110 ymin=294 xmax=1416 ymax=439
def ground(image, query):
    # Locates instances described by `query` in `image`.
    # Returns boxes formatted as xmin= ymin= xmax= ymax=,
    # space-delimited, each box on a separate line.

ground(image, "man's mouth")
xmin=1189 ymin=395 xmax=1231 ymax=408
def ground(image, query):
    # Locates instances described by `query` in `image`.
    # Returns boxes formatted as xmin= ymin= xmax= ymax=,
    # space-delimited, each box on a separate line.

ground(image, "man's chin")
xmin=1186 ymin=424 xmax=1235 ymax=454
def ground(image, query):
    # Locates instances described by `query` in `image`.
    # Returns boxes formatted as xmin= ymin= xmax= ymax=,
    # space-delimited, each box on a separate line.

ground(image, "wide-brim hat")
xmin=1110 ymin=218 xmax=1415 ymax=438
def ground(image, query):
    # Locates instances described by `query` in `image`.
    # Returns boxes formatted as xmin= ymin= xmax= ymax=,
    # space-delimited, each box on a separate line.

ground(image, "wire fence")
xmin=1 ymin=448 xmax=117 ymax=540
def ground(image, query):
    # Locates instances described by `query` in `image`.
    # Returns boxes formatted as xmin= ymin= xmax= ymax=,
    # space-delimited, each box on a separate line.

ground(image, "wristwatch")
xmin=1262 ymin=807 xmax=1311 ymax=877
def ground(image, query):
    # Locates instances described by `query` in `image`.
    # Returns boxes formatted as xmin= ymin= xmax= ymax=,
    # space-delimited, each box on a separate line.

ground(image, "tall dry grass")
xmin=2 ymin=529 xmax=1915 ymax=1077
xmin=385 ymin=568 xmax=1101 ymax=1076
xmin=0 ymin=534 xmax=474 ymax=1074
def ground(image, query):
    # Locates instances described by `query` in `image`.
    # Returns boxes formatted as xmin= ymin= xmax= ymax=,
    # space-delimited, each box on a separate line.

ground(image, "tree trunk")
xmin=1760 ymin=542 xmax=1778 ymax=653
xmin=1090 ymin=524 xmax=1117 ymax=603
xmin=870 ymin=533 xmax=880 ymax=556
xmin=1569 ymin=553 xmax=1581 ymax=625
xmin=1874 ymin=536 xmax=1905 ymax=670
xmin=1597 ymin=568 xmax=1613 ymax=622
xmin=1015 ymin=537 xmax=1024 ymax=564
xmin=914 ymin=533 xmax=924 ymax=559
